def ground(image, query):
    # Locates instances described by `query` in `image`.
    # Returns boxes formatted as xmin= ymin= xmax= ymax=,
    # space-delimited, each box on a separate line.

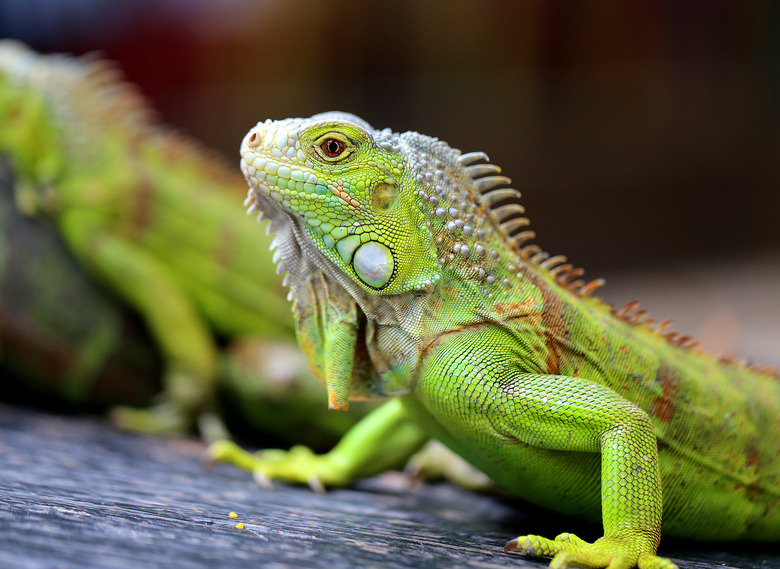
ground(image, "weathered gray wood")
xmin=0 ymin=403 xmax=776 ymax=569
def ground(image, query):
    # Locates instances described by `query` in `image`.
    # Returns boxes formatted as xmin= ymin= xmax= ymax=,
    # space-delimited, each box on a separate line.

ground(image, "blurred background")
xmin=2 ymin=0 xmax=779 ymax=362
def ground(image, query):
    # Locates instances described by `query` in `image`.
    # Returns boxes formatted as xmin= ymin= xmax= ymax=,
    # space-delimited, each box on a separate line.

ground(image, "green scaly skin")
xmin=212 ymin=112 xmax=780 ymax=568
xmin=0 ymin=41 xmax=300 ymax=433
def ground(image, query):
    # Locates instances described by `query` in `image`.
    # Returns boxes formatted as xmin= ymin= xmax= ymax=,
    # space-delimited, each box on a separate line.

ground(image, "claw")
xmin=253 ymin=470 xmax=275 ymax=490
xmin=200 ymin=448 xmax=216 ymax=469
xmin=506 ymin=532 xmax=676 ymax=569
xmin=306 ymin=475 xmax=326 ymax=494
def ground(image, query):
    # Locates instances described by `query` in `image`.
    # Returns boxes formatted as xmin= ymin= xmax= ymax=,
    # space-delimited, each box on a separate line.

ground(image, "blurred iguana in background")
xmin=0 ymin=40 xmax=373 ymax=445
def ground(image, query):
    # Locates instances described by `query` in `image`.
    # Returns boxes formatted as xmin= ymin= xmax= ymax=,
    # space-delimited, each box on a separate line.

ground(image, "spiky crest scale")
xmin=458 ymin=152 xmax=609 ymax=298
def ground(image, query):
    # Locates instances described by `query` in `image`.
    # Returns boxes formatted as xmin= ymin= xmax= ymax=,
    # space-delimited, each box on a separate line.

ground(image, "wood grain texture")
xmin=0 ymin=403 xmax=776 ymax=569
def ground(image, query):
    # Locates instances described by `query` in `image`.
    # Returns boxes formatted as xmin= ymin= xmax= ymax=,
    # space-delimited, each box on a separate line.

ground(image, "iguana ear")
xmin=352 ymin=176 xmax=441 ymax=295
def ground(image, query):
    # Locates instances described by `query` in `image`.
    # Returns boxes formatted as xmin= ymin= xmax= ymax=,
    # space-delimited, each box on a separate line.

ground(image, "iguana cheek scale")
xmin=213 ymin=111 xmax=780 ymax=569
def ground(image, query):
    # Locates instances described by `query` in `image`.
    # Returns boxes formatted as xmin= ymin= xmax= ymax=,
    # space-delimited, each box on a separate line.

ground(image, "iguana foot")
xmin=505 ymin=533 xmax=678 ymax=569
xmin=111 ymin=368 xmax=215 ymax=435
xmin=209 ymin=440 xmax=352 ymax=489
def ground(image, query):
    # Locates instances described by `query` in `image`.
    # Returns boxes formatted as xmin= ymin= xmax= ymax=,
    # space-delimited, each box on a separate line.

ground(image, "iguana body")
xmin=0 ymin=40 xmax=299 ymax=432
xmin=214 ymin=112 xmax=779 ymax=568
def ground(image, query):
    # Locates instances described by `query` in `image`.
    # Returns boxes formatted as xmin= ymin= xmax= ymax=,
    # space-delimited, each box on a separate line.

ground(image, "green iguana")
xmin=212 ymin=112 xmax=780 ymax=569
xmin=0 ymin=40 xmax=306 ymax=434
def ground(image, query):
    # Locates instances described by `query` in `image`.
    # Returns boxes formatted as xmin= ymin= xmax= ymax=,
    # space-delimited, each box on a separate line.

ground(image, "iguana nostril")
xmin=246 ymin=127 xmax=263 ymax=147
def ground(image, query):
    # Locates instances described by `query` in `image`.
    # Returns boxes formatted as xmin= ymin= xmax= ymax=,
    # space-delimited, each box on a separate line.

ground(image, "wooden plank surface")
xmin=0 ymin=402 xmax=777 ymax=569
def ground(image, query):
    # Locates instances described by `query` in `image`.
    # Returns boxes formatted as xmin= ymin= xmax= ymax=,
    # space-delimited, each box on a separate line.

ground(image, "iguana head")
xmin=240 ymin=112 xmax=537 ymax=407
xmin=240 ymin=112 xmax=442 ymax=296
xmin=240 ymin=112 xmax=533 ymax=300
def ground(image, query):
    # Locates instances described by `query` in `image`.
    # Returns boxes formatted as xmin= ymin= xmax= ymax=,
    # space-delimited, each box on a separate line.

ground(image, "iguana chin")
xmin=211 ymin=111 xmax=780 ymax=569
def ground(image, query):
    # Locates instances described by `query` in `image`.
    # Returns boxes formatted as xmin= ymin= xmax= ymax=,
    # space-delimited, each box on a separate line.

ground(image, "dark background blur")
xmin=2 ymin=0 xmax=779 ymax=275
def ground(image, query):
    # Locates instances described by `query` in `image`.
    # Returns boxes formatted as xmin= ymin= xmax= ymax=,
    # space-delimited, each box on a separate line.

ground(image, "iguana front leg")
xmin=414 ymin=336 xmax=676 ymax=569
xmin=210 ymin=398 xmax=429 ymax=488
xmin=502 ymin=375 xmax=671 ymax=569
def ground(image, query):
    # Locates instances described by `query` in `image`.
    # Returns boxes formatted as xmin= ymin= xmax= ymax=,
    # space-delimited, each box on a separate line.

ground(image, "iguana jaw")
xmin=239 ymin=115 xmax=432 ymax=325
xmin=239 ymin=115 xmax=439 ymax=405
xmin=238 ymin=116 xmax=379 ymax=307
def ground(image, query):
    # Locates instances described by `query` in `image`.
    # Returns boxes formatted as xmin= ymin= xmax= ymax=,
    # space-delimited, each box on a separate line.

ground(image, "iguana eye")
xmin=312 ymin=132 xmax=357 ymax=162
xmin=321 ymin=138 xmax=346 ymax=158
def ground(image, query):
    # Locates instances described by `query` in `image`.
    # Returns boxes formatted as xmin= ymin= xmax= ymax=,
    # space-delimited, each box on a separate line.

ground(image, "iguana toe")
xmin=505 ymin=533 xmax=677 ymax=569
